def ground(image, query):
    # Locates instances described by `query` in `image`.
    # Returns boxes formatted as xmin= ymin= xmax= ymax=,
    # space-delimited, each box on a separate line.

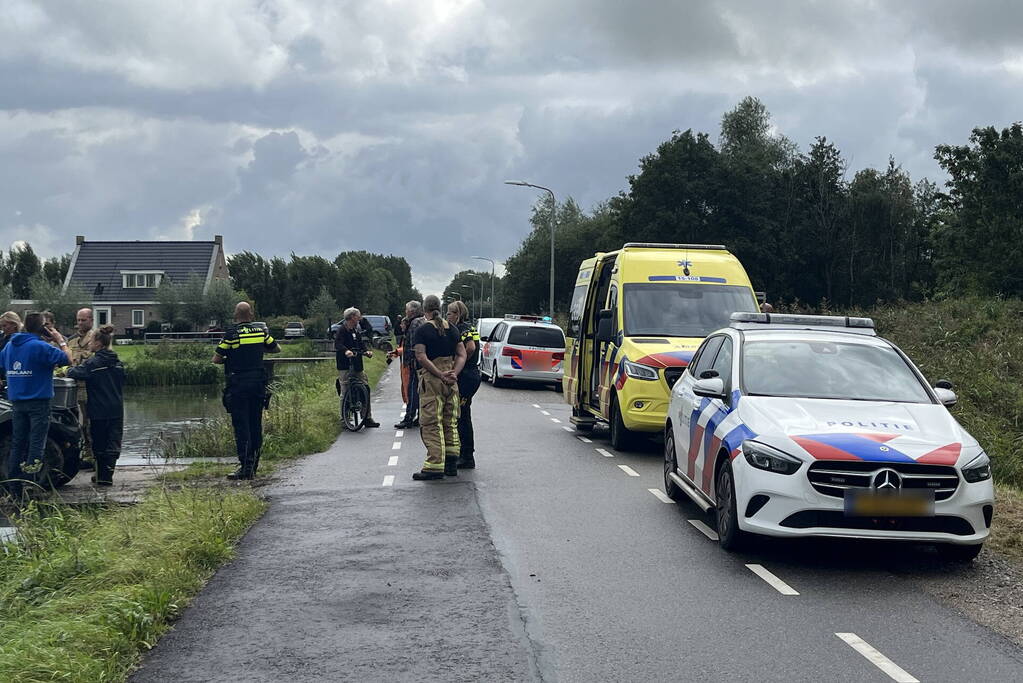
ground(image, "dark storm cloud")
xmin=2 ymin=0 xmax=1022 ymax=293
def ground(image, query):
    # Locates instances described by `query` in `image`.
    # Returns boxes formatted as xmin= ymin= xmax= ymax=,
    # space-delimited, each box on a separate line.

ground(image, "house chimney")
xmin=76 ymin=235 xmax=85 ymax=245
xmin=214 ymin=234 xmax=223 ymax=245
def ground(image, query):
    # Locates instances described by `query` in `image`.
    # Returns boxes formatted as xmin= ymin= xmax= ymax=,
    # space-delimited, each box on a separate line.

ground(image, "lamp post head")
xmin=504 ymin=180 xmax=529 ymax=186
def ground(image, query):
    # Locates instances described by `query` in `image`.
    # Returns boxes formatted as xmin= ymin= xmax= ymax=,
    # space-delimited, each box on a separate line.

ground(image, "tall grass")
xmin=0 ymin=490 xmax=266 ymax=682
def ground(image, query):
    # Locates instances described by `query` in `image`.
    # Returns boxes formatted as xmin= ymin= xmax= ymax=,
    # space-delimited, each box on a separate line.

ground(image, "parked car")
xmin=664 ymin=312 xmax=993 ymax=562
xmin=0 ymin=378 xmax=84 ymax=489
xmin=477 ymin=317 xmax=503 ymax=342
xmin=329 ymin=314 xmax=392 ymax=341
xmin=284 ymin=321 xmax=305 ymax=338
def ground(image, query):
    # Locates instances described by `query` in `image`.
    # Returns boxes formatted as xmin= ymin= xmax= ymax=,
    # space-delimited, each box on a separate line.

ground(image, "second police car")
xmin=664 ymin=312 xmax=993 ymax=562
xmin=481 ymin=315 xmax=566 ymax=389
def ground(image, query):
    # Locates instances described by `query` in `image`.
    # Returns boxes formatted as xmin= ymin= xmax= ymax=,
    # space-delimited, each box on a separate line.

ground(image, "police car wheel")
xmin=490 ymin=362 xmax=505 ymax=388
xmin=936 ymin=543 xmax=983 ymax=563
xmin=715 ymin=459 xmax=746 ymax=551
xmin=663 ymin=428 xmax=683 ymax=501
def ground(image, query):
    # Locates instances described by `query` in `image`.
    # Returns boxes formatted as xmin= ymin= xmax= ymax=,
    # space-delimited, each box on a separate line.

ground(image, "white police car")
xmin=664 ymin=313 xmax=994 ymax=561
xmin=481 ymin=315 xmax=566 ymax=389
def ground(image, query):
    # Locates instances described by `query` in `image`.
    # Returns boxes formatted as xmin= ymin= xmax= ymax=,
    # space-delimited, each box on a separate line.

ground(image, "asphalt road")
xmin=133 ymin=364 xmax=1023 ymax=682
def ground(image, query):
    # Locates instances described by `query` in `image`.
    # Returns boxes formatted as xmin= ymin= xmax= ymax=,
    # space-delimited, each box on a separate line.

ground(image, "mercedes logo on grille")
xmin=872 ymin=469 xmax=902 ymax=491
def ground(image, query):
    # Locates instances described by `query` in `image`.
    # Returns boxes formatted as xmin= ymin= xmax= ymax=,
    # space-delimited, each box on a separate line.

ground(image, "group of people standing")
xmin=0 ymin=308 xmax=125 ymax=498
xmin=392 ymin=295 xmax=481 ymax=481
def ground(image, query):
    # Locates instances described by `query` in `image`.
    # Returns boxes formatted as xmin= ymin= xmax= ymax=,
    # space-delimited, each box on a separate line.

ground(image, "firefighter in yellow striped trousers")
xmin=411 ymin=295 xmax=467 ymax=481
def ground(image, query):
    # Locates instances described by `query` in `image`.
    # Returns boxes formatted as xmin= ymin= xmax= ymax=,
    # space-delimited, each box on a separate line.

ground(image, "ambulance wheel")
xmin=663 ymin=428 xmax=683 ymax=502
xmin=608 ymin=394 xmax=635 ymax=451
xmin=715 ymin=459 xmax=747 ymax=552
xmin=936 ymin=543 xmax=983 ymax=563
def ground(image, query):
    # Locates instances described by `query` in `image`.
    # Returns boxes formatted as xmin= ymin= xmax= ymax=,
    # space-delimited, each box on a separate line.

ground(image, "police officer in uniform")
xmin=446 ymin=300 xmax=481 ymax=469
xmin=67 ymin=308 xmax=96 ymax=470
xmin=213 ymin=302 xmax=280 ymax=480
xmin=412 ymin=295 xmax=466 ymax=481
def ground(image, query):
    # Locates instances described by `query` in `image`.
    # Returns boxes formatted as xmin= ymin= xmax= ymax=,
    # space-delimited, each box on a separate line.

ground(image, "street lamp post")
xmin=472 ymin=256 xmax=496 ymax=318
xmin=505 ymin=180 xmax=556 ymax=315
xmin=461 ymin=284 xmax=476 ymax=319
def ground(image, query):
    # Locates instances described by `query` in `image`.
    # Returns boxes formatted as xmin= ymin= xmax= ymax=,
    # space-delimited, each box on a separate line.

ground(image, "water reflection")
xmin=122 ymin=385 xmax=221 ymax=459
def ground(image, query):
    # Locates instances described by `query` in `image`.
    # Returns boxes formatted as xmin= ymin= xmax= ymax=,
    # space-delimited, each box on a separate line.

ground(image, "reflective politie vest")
xmin=217 ymin=323 xmax=276 ymax=380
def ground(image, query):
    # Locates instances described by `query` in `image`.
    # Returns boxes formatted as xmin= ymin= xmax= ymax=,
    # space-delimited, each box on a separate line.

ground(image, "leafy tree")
xmin=935 ymin=122 xmax=1023 ymax=296
xmin=0 ymin=284 xmax=12 ymax=314
xmin=178 ymin=273 xmax=209 ymax=330
xmin=205 ymin=278 xmax=239 ymax=327
xmin=155 ymin=277 xmax=181 ymax=324
xmin=9 ymin=243 xmax=41 ymax=299
xmin=29 ymin=275 xmax=87 ymax=329
xmin=307 ymin=286 xmax=339 ymax=337
xmin=42 ymin=254 xmax=71 ymax=288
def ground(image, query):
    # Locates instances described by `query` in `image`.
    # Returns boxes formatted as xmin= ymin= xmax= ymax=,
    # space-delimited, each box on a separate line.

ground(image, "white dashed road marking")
xmin=745 ymin=564 xmax=799 ymax=596
xmin=551 ymin=418 xmax=561 ymax=423
xmin=540 ymin=410 xmax=551 ymax=416
xmin=688 ymin=519 xmax=719 ymax=541
xmin=532 ymin=403 xmax=541 ymax=408
xmin=835 ymin=633 xmax=919 ymax=683
xmin=562 ymin=426 xmax=573 ymax=432
xmin=595 ymin=448 xmax=615 ymax=458
xmin=392 ymin=442 xmax=402 ymax=450
xmin=387 ymin=456 xmax=399 ymax=466
xmin=647 ymin=488 xmax=674 ymax=503
xmin=617 ymin=464 xmax=640 ymax=477
xmin=577 ymin=436 xmax=592 ymax=444
xmin=382 ymin=475 xmax=395 ymax=487
xmin=395 ymin=430 xmax=404 ymax=438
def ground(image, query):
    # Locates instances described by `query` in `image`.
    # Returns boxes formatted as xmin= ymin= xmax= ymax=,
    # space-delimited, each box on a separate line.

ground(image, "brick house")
xmin=62 ymin=235 xmax=229 ymax=334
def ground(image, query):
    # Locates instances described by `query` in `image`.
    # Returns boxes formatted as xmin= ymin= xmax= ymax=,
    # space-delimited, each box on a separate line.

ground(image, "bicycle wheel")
xmin=342 ymin=382 xmax=368 ymax=431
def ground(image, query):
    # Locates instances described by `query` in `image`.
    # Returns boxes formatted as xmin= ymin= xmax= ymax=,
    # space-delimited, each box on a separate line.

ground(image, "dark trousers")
xmin=229 ymin=391 xmax=264 ymax=473
xmin=8 ymin=399 xmax=51 ymax=487
xmin=402 ymin=362 xmax=420 ymax=423
xmin=457 ymin=369 xmax=481 ymax=458
xmin=90 ymin=417 xmax=123 ymax=483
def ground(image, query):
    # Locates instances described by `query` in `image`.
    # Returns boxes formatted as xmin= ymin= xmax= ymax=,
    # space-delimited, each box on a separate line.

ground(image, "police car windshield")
xmin=507 ymin=326 xmax=565 ymax=348
xmin=742 ymin=340 xmax=932 ymax=403
xmin=623 ymin=283 xmax=758 ymax=337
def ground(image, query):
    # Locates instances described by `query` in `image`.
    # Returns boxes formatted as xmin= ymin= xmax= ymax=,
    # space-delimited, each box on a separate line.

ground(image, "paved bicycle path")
xmin=131 ymin=364 xmax=538 ymax=682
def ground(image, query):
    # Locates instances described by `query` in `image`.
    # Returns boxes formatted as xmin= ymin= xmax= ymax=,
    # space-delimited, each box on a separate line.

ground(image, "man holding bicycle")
xmin=335 ymin=307 xmax=380 ymax=429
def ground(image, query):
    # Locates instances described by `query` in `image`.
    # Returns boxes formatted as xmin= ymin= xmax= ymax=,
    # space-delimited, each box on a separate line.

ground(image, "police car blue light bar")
xmin=729 ymin=312 xmax=875 ymax=330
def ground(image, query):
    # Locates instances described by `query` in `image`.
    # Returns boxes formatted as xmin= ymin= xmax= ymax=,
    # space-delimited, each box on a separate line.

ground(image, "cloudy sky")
xmin=2 ymin=1 xmax=1021 ymax=294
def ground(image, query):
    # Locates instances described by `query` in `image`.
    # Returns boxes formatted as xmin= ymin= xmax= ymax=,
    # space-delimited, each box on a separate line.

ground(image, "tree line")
xmin=495 ymin=97 xmax=1023 ymax=313
xmin=227 ymin=251 xmax=421 ymax=331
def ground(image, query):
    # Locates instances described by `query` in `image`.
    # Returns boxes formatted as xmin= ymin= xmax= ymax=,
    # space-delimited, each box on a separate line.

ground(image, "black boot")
xmin=91 ymin=457 xmax=114 ymax=486
xmin=412 ymin=470 xmax=444 ymax=481
xmin=227 ymin=466 xmax=252 ymax=480
xmin=457 ymin=454 xmax=476 ymax=469
xmin=445 ymin=454 xmax=459 ymax=477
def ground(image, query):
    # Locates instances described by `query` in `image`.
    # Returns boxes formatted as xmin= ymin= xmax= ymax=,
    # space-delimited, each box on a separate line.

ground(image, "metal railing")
xmin=144 ymin=331 xmax=223 ymax=344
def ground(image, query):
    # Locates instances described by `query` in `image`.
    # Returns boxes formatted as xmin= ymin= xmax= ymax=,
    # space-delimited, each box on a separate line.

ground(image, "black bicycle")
xmin=337 ymin=354 xmax=371 ymax=431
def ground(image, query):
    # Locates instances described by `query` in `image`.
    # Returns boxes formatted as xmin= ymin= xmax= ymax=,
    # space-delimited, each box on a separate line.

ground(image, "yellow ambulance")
xmin=564 ymin=243 xmax=759 ymax=449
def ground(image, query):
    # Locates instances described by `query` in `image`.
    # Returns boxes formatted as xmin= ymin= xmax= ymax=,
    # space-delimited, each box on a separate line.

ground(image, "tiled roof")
xmin=66 ymin=241 xmax=217 ymax=302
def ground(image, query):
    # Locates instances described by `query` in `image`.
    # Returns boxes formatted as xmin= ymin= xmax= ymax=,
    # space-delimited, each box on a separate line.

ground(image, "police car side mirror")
xmin=693 ymin=377 xmax=727 ymax=400
xmin=933 ymin=387 xmax=957 ymax=407
xmin=935 ymin=379 xmax=953 ymax=390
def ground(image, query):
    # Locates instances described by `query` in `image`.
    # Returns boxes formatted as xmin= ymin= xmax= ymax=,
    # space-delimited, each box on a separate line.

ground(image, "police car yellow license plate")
xmin=844 ymin=491 xmax=934 ymax=517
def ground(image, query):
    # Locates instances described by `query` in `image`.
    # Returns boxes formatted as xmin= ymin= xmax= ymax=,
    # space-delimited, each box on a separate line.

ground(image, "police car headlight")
xmin=622 ymin=360 xmax=659 ymax=381
xmin=962 ymin=452 xmax=992 ymax=483
xmin=742 ymin=441 xmax=802 ymax=475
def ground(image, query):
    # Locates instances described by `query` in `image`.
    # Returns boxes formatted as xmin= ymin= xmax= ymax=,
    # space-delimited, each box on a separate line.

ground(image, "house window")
xmin=132 ymin=310 xmax=145 ymax=327
xmin=122 ymin=272 xmax=163 ymax=288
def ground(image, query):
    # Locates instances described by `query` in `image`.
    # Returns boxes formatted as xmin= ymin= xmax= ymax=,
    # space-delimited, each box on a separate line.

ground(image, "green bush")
xmin=125 ymin=359 xmax=221 ymax=386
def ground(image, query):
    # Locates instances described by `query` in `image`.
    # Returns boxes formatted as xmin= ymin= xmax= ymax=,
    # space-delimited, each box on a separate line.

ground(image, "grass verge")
xmin=0 ymin=490 xmax=267 ymax=682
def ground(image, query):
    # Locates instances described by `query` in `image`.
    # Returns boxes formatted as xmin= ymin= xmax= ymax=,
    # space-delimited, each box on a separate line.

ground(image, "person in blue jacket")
xmin=0 ymin=312 xmax=72 ymax=497
xmin=67 ymin=325 xmax=125 ymax=486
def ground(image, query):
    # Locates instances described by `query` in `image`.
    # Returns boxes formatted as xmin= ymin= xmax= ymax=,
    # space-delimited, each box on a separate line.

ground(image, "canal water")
xmin=121 ymin=385 xmax=224 ymax=463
